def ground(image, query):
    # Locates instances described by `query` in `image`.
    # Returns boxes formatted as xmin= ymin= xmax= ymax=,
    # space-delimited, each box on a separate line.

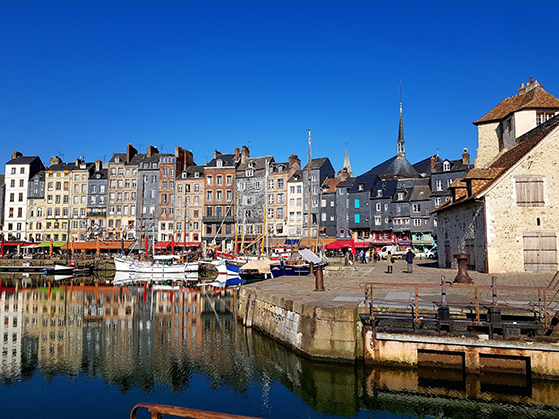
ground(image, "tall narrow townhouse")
xmin=87 ymin=160 xmax=108 ymax=240
xmin=302 ymin=158 xmax=335 ymax=242
xmin=235 ymin=147 xmax=273 ymax=252
xmin=3 ymin=152 xmax=44 ymax=240
xmin=107 ymin=145 xmax=140 ymax=240
xmin=157 ymin=146 xmax=193 ymax=242
xmin=27 ymin=170 xmax=45 ymax=242
xmin=44 ymin=157 xmax=75 ymax=243
xmin=70 ymin=159 xmax=95 ymax=241
xmin=286 ymin=170 xmax=304 ymax=240
xmin=267 ymin=155 xmax=300 ymax=243
xmin=175 ymin=165 xmax=205 ymax=245
xmin=135 ymin=146 xmax=160 ymax=249
xmin=203 ymin=149 xmax=238 ymax=251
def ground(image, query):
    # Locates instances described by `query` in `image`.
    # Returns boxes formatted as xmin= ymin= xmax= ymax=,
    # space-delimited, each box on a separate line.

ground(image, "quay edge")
xmin=237 ymin=287 xmax=364 ymax=362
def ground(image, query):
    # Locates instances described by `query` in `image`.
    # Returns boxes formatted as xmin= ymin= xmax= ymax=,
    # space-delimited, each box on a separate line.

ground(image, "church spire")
xmin=397 ymin=82 xmax=405 ymax=158
xmin=343 ymin=148 xmax=353 ymax=177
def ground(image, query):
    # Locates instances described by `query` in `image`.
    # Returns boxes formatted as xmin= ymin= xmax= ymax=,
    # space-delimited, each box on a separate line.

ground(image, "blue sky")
xmin=1 ymin=0 xmax=558 ymax=176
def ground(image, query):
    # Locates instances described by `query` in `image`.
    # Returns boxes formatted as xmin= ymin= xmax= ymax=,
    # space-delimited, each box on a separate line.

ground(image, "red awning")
xmin=354 ymin=242 xmax=373 ymax=249
xmin=176 ymin=242 xmax=201 ymax=247
xmin=324 ymin=242 xmax=342 ymax=249
xmin=154 ymin=241 xmax=171 ymax=249
xmin=334 ymin=240 xmax=353 ymax=247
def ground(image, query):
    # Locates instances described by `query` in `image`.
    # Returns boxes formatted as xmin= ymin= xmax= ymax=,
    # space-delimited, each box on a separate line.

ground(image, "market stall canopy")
xmin=60 ymin=241 xmax=134 ymax=250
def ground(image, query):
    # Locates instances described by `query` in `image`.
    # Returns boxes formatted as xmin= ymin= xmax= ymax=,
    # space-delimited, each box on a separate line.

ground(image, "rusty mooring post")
xmin=453 ymin=253 xmax=473 ymax=283
xmin=314 ymin=265 xmax=324 ymax=291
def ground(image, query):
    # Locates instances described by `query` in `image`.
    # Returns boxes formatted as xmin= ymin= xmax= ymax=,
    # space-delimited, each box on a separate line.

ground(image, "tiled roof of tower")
xmin=474 ymin=83 xmax=559 ymax=125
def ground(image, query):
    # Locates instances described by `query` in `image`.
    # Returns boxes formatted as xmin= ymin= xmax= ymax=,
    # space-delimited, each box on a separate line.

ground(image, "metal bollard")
xmin=314 ymin=265 xmax=325 ymax=291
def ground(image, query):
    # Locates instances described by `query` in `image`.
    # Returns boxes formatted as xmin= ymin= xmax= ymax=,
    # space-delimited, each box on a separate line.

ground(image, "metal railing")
xmin=359 ymin=272 xmax=559 ymax=338
xmin=130 ymin=403 xmax=261 ymax=419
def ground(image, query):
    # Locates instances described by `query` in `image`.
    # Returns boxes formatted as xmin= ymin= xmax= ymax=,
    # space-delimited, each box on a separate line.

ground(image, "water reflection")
xmin=1 ymin=274 xmax=559 ymax=418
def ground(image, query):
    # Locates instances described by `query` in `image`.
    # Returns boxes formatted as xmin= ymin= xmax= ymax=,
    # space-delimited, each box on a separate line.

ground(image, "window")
xmin=216 ymin=190 xmax=222 ymax=201
xmin=290 ymin=186 xmax=295 ymax=194
xmin=206 ymin=191 xmax=212 ymax=201
xmin=413 ymin=219 xmax=421 ymax=226
xmin=447 ymin=179 xmax=453 ymax=187
xmin=443 ymin=161 xmax=450 ymax=171
xmin=226 ymin=175 xmax=232 ymax=185
xmin=436 ymin=180 xmax=443 ymax=191
xmin=268 ymin=179 xmax=274 ymax=189
xmin=412 ymin=204 xmax=421 ymax=213
xmin=375 ymin=216 xmax=381 ymax=225
xmin=278 ymin=179 xmax=284 ymax=188
xmin=277 ymin=208 xmax=283 ymax=218
xmin=355 ymin=199 xmax=360 ymax=209
xmin=435 ymin=197 xmax=441 ymax=207
xmin=516 ymin=176 xmax=544 ymax=207
xmin=268 ymin=194 xmax=274 ymax=204
xmin=206 ymin=176 xmax=212 ymax=186
xmin=397 ymin=192 xmax=404 ymax=200
xmin=245 ymin=169 xmax=254 ymax=177
xmin=355 ymin=214 xmax=360 ymax=223
xmin=268 ymin=208 xmax=274 ymax=218
xmin=376 ymin=203 xmax=381 ymax=211
xmin=321 ymin=199 xmax=326 ymax=207
xmin=217 ymin=175 xmax=222 ymax=185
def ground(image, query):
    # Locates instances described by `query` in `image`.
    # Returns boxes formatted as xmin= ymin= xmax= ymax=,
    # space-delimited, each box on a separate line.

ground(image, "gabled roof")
xmin=288 ymin=170 xmax=304 ymax=182
xmin=322 ymin=177 xmax=340 ymax=193
xmin=237 ymin=156 xmax=273 ymax=173
xmin=6 ymin=155 xmax=42 ymax=165
xmin=413 ymin=155 xmax=441 ymax=176
xmin=48 ymin=162 xmax=77 ymax=171
xmin=474 ymin=82 xmax=559 ymax=125
xmin=206 ymin=153 xmax=237 ymax=168
xmin=302 ymin=157 xmax=329 ymax=171
xmin=437 ymin=113 xmax=559 ymax=212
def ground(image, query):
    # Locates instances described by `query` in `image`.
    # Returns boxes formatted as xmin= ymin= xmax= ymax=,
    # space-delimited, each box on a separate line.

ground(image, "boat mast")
xmin=183 ymin=184 xmax=188 ymax=251
xmin=262 ymin=158 xmax=269 ymax=257
xmin=139 ymin=181 xmax=145 ymax=256
xmin=234 ymin=185 xmax=239 ymax=255
xmin=307 ymin=129 xmax=312 ymax=252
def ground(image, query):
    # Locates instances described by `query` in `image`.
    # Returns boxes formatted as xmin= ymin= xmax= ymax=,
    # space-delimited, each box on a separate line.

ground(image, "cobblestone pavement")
xmin=245 ymin=258 xmax=559 ymax=315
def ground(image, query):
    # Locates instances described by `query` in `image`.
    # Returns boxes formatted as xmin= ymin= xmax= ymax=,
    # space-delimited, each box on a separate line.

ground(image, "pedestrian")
xmin=386 ymin=251 xmax=394 ymax=273
xmin=365 ymin=250 xmax=370 ymax=264
xmin=360 ymin=249 xmax=364 ymax=264
xmin=405 ymin=249 xmax=415 ymax=273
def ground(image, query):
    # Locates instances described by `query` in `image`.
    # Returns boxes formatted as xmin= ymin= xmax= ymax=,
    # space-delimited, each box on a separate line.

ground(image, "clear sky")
xmin=1 ymin=0 xmax=558 ymax=176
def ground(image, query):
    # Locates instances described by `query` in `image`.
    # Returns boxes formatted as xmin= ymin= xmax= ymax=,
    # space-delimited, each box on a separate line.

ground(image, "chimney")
xmin=462 ymin=148 xmax=470 ymax=166
xmin=530 ymin=76 xmax=534 ymax=84
xmin=49 ymin=156 xmax=62 ymax=167
xmin=430 ymin=156 xmax=435 ymax=170
xmin=127 ymin=144 xmax=138 ymax=163
xmin=95 ymin=159 xmax=102 ymax=172
xmin=75 ymin=158 xmax=80 ymax=166
xmin=235 ymin=147 xmax=240 ymax=161
xmin=146 ymin=146 xmax=158 ymax=158
xmin=518 ymin=82 xmax=526 ymax=95
xmin=288 ymin=154 xmax=301 ymax=170
xmin=11 ymin=151 xmax=22 ymax=160
xmin=241 ymin=145 xmax=250 ymax=164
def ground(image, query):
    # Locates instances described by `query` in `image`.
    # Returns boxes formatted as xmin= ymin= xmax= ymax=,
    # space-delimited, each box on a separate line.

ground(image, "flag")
xmin=171 ymin=235 xmax=175 ymax=252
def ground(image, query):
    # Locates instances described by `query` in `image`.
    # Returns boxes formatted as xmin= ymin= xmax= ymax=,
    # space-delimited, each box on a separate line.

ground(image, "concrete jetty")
xmin=237 ymin=258 xmax=559 ymax=377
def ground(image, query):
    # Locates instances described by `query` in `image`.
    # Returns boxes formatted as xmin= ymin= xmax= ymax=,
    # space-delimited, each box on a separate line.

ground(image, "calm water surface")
xmin=2 ymin=276 xmax=559 ymax=418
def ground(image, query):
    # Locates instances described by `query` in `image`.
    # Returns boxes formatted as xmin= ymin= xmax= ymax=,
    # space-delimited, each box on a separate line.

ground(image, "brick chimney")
xmin=235 ymin=147 xmax=240 ymax=161
xmin=430 ymin=156 xmax=435 ymax=170
xmin=213 ymin=150 xmax=222 ymax=159
xmin=462 ymin=148 xmax=470 ymax=166
xmin=127 ymin=144 xmax=138 ymax=163
xmin=49 ymin=156 xmax=62 ymax=167
xmin=241 ymin=145 xmax=250 ymax=164
xmin=146 ymin=146 xmax=158 ymax=158
xmin=288 ymin=154 xmax=301 ymax=170
xmin=95 ymin=159 xmax=102 ymax=172
xmin=11 ymin=151 xmax=22 ymax=160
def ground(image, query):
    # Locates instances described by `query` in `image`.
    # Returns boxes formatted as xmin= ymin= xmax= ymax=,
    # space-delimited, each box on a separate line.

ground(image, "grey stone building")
xmin=134 ymin=146 xmax=160 ymax=250
xmin=302 ymin=157 xmax=335 ymax=240
xmin=87 ymin=160 xmax=108 ymax=240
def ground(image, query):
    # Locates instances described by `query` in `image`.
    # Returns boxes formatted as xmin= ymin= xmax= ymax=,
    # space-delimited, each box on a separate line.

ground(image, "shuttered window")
xmin=523 ymin=232 xmax=557 ymax=271
xmin=516 ymin=176 xmax=544 ymax=207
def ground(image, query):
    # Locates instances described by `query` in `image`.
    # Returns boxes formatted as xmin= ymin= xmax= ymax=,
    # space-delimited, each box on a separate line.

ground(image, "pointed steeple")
xmin=342 ymin=149 xmax=353 ymax=177
xmin=397 ymin=84 xmax=405 ymax=158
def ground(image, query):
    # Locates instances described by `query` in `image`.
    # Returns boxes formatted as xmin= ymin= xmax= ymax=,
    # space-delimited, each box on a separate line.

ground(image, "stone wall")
xmin=485 ymin=129 xmax=559 ymax=272
xmin=237 ymin=287 xmax=362 ymax=361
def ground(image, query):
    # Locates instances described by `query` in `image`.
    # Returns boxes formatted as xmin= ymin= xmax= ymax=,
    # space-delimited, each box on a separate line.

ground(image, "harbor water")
xmin=1 ymin=274 xmax=559 ymax=418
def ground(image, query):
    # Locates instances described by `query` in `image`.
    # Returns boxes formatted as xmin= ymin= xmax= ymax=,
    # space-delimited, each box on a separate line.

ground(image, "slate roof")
xmin=302 ymin=157 xmax=329 ymax=171
xmin=474 ymin=83 xmax=559 ymax=125
xmin=288 ymin=170 xmax=304 ymax=183
xmin=413 ymin=155 xmax=441 ymax=176
xmin=436 ymin=113 xmax=559 ymax=213
xmin=48 ymin=162 xmax=77 ymax=171
xmin=236 ymin=156 xmax=273 ymax=175
xmin=206 ymin=153 xmax=237 ymax=168
xmin=6 ymin=156 xmax=43 ymax=165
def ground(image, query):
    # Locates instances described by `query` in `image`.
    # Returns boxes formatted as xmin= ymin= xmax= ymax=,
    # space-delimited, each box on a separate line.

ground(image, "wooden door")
xmin=523 ymin=232 xmax=558 ymax=271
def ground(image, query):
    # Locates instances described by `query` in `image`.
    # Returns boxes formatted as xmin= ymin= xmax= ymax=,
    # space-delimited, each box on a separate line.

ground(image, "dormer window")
xmin=377 ymin=190 xmax=382 ymax=197
xmin=358 ymin=183 xmax=364 ymax=191
xmin=246 ymin=169 xmax=254 ymax=177
xmin=248 ymin=161 xmax=255 ymax=169
xmin=96 ymin=174 xmax=101 ymax=179
xmin=397 ymin=192 xmax=404 ymax=200
xmin=182 ymin=173 xmax=187 ymax=178
xmin=194 ymin=172 xmax=200 ymax=178
xmin=216 ymin=160 xmax=223 ymax=168
xmin=443 ymin=161 xmax=450 ymax=171
xmin=115 ymin=157 xmax=120 ymax=163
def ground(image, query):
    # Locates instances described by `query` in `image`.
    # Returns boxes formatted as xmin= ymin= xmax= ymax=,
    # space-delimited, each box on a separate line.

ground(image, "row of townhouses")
xmin=1 ymin=78 xmax=559 ymax=273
